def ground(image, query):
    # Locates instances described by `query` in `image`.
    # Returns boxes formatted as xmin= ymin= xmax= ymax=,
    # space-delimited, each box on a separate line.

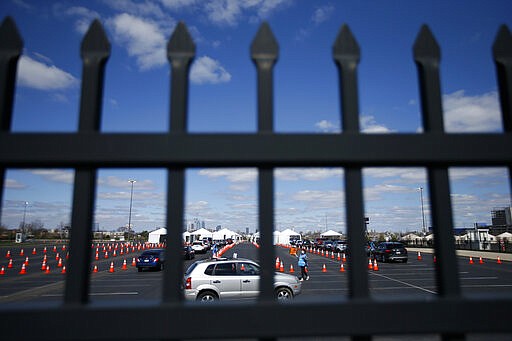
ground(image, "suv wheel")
xmin=275 ymin=287 xmax=293 ymax=301
xmin=197 ymin=291 xmax=218 ymax=302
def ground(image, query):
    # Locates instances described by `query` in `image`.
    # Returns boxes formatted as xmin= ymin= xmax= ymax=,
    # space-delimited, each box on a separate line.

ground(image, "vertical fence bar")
xmin=413 ymin=25 xmax=460 ymax=301
xmin=65 ymin=20 xmax=110 ymax=304
xmin=164 ymin=22 xmax=195 ymax=304
xmin=333 ymin=25 xmax=369 ymax=301
xmin=493 ymin=25 xmax=512 ymax=205
xmin=251 ymin=23 xmax=278 ymax=304
xmin=0 ymin=17 xmax=22 ymax=226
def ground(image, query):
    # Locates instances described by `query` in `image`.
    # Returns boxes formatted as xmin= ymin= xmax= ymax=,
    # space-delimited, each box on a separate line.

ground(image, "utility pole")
xmin=419 ymin=187 xmax=426 ymax=235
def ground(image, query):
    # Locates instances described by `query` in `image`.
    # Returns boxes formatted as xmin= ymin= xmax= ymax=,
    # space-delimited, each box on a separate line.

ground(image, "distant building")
xmin=491 ymin=207 xmax=512 ymax=234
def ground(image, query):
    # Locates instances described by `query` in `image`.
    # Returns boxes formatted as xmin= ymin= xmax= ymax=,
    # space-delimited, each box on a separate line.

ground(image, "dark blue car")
xmin=136 ymin=249 xmax=166 ymax=272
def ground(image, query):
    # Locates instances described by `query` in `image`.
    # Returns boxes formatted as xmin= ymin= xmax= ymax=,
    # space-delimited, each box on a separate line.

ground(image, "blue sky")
xmin=1 ymin=0 xmax=511 ymax=234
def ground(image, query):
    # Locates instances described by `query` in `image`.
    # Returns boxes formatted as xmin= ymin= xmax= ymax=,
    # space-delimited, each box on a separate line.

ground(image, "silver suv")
xmin=184 ymin=257 xmax=302 ymax=302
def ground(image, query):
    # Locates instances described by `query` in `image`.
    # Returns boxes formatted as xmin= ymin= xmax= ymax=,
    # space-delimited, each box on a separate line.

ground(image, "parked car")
xmin=191 ymin=241 xmax=207 ymax=254
xmin=372 ymin=242 xmax=408 ymax=263
xmin=183 ymin=245 xmax=195 ymax=260
xmin=322 ymin=240 xmax=335 ymax=252
xmin=136 ymin=249 xmax=166 ymax=272
xmin=183 ymin=257 xmax=302 ymax=302
xmin=333 ymin=241 xmax=347 ymax=253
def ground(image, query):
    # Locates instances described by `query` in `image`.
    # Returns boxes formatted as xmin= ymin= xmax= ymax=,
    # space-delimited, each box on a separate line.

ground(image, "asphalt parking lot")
xmin=0 ymin=241 xmax=511 ymax=306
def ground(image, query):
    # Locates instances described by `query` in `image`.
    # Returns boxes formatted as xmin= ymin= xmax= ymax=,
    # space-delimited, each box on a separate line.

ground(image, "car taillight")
xmin=185 ymin=277 xmax=192 ymax=289
xmin=385 ymin=249 xmax=391 ymax=253
xmin=154 ymin=257 xmax=159 ymax=262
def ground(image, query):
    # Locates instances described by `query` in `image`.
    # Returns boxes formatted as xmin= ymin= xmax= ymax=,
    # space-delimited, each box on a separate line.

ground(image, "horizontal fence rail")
xmin=1 ymin=16 xmax=512 ymax=341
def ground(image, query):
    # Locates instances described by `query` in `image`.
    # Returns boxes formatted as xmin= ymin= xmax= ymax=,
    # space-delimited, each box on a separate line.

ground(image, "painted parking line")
xmin=369 ymin=272 xmax=437 ymax=294
xmin=41 ymin=292 xmax=139 ymax=297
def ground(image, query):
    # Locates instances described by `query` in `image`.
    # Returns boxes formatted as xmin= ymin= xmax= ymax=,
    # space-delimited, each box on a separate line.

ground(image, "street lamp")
xmin=418 ymin=187 xmax=426 ymax=235
xmin=128 ymin=180 xmax=136 ymax=238
xmin=22 ymin=201 xmax=28 ymax=233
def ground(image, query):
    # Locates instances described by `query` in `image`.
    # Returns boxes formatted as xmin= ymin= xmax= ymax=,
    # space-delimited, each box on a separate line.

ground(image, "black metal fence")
xmin=1 ymin=16 xmax=512 ymax=340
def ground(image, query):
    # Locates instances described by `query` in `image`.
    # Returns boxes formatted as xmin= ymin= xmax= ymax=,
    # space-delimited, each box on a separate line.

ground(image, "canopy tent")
xmin=148 ymin=227 xmax=167 ymax=244
xmin=212 ymin=228 xmax=241 ymax=241
xmin=320 ymin=229 xmax=343 ymax=238
xmin=277 ymin=228 xmax=300 ymax=244
xmin=497 ymin=232 xmax=512 ymax=241
xmin=189 ymin=228 xmax=213 ymax=240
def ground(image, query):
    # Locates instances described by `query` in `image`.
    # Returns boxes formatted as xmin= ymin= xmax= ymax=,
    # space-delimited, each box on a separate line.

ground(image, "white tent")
xmin=277 ymin=229 xmax=301 ymax=244
xmin=148 ymin=227 xmax=167 ymax=244
xmin=189 ymin=228 xmax=213 ymax=240
xmin=212 ymin=228 xmax=241 ymax=241
xmin=497 ymin=232 xmax=512 ymax=241
xmin=320 ymin=230 xmax=343 ymax=238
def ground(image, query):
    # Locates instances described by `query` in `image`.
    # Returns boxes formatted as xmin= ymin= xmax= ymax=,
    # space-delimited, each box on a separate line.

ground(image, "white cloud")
xmin=275 ymin=168 xmax=343 ymax=181
xmin=443 ymin=90 xmax=502 ymax=132
xmin=108 ymin=13 xmax=168 ymax=70
xmin=204 ymin=0 xmax=291 ymax=26
xmin=28 ymin=169 xmax=74 ymax=184
xmin=61 ymin=6 xmax=101 ymax=33
xmin=17 ymin=55 xmax=78 ymax=91
xmin=160 ymin=0 xmax=200 ymax=10
xmin=311 ymin=4 xmax=334 ymax=24
xmin=104 ymin=0 xmax=167 ymax=19
xmin=190 ymin=56 xmax=232 ymax=84
xmin=98 ymin=176 xmax=155 ymax=191
xmin=315 ymin=119 xmax=339 ymax=132
xmin=198 ymin=168 xmax=257 ymax=182
xmin=4 ymin=179 xmax=26 ymax=189
xmin=361 ymin=115 xmax=394 ymax=133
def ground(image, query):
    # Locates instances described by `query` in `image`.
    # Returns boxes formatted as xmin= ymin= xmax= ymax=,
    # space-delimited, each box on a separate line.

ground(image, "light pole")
xmin=418 ymin=187 xmax=426 ymax=235
xmin=22 ymin=201 xmax=28 ymax=233
xmin=128 ymin=180 xmax=136 ymax=239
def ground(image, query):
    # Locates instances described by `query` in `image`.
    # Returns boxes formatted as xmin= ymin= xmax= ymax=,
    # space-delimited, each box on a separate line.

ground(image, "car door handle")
xmin=212 ymin=280 xmax=221 ymax=283
xmin=243 ymin=280 xmax=250 ymax=283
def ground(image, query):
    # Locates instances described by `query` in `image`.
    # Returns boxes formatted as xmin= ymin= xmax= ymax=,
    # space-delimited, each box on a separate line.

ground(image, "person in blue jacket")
xmin=297 ymin=249 xmax=309 ymax=281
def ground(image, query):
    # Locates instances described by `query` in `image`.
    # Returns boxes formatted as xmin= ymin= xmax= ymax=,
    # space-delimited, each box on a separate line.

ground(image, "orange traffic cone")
xmin=43 ymin=247 xmax=47 ymax=254
xmin=109 ymin=261 xmax=115 ymax=273
xmin=104 ymin=252 xmax=109 ymax=259
xmin=373 ymin=260 xmax=379 ymax=271
xmin=469 ymin=256 xmax=474 ymax=264
xmin=55 ymin=252 xmax=60 ymax=260
xmin=279 ymin=261 xmax=284 ymax=272
xmin=32 ymin=247 xmax=36 ymax=255
xmin=92 ymin=265 xmax=98 ymax=273
xmin=95 ymin=252 xmax=99 ymax=260
xmin=0 ymin=266 xmax=4 ymax=275
xmin=24 ymin=257 xmax=29 ymax=266
xmin=113 ymin=250 xmax=117 ymax=257
xmin=322 ymin=264 xmax=327 ymax=272
xmin=5 ymin=250 xmax=10 ymax=258
xmin=61 ymin=266 xmax=66 ymax=274
xmin=7 ymin=259 xmax=13 ymax=268
xmin=417 ymin=252 xmax=422 ymax=260
xmin=20 ymin=249 xmax=24 ymax=256
xmin=337 ymin=253 xmax=341 ymax=261
xmin=342 ymin=253 xmax=346 ymax=263
xmin=122 ymin=259 xmax=127 ymax=270
xmin=19 ymin=263 xmax=27 ymax=275
xmin=45 ymin=266 xmax=50 ymax=274
xmin=497 ymin=257 xmax=502 ymax=264
xmin=289 ymin=264 xmax=294 ymax=273
xmin=339 ymin=263 xmax=345 ymax=272
xmin=57 ymin=258 xmax=63 ymax=268
xmin=131 ymin=257 xmax=136 ymax=266
xmin=479 ymin=256 xmax=484 ymax=264
xmin=368 ymin=258 xmax=373 ymax=270
xmin=275 ymin=257 xmax=280 ymax=270
xmin=41 ymin=260 xmax=47 ymax=271
xmin=331 ymin=252 xmax=335 ymax=259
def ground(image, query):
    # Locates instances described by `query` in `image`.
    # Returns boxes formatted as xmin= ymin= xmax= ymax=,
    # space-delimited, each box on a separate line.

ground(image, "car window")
xmin=213 ymin=263 xmax=237 ymax=276
xmin=237 ymin=262 xmax=259 ymax=275
xmin=204 ymin=264 xmax=215 ymax=275
xmin=185 ymin=262 xmax=198 ymax=276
